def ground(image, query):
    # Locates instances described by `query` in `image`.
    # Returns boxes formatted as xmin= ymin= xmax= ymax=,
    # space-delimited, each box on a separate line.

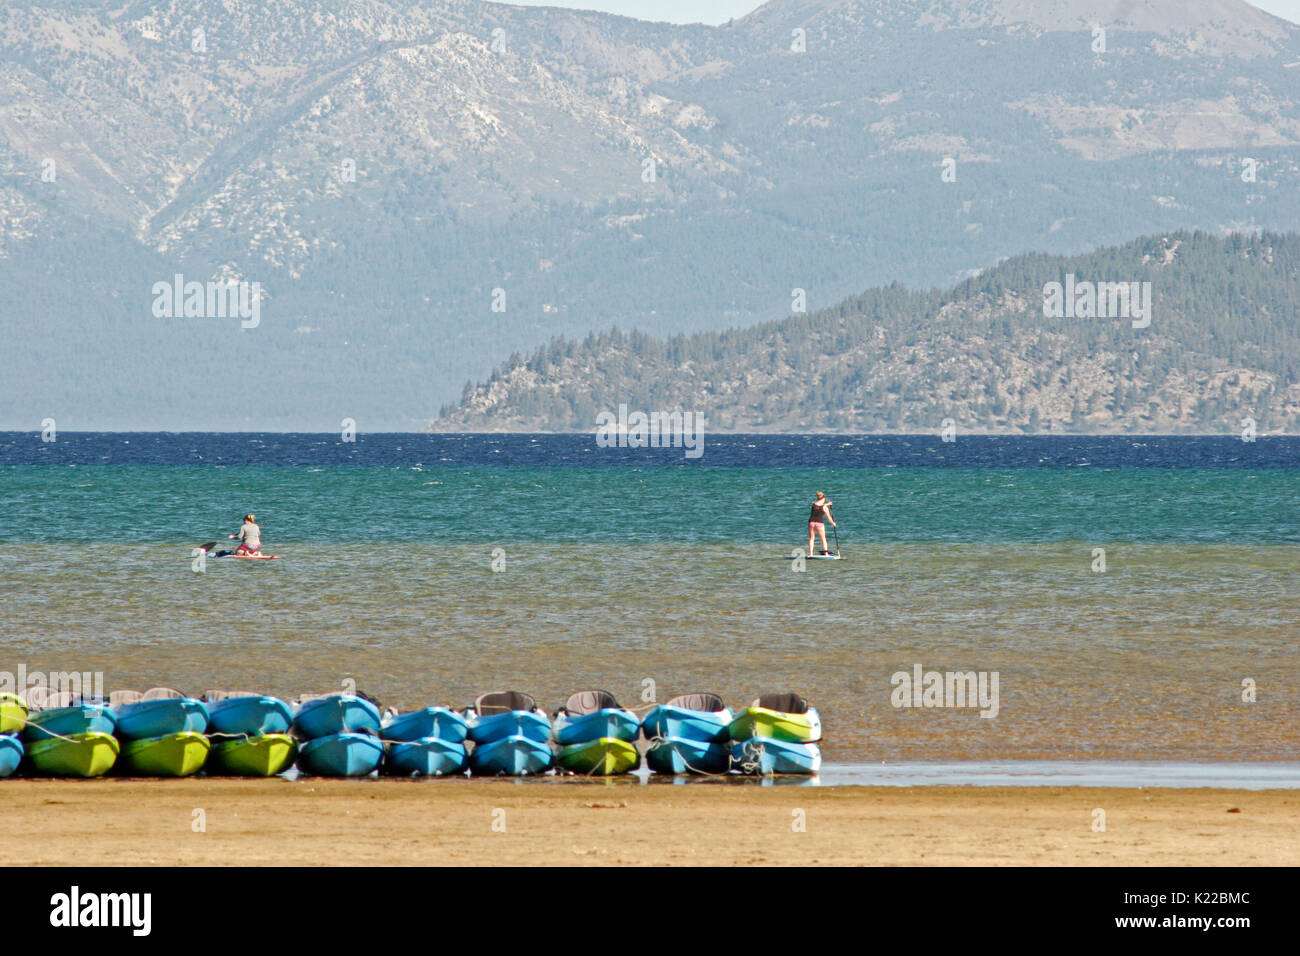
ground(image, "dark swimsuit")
xmin=809 ymin=501 xmax=827 ymax=526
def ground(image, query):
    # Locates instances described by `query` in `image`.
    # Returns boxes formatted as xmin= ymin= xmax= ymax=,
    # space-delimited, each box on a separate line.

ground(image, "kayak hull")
xmin=381 ymin=707 xmax=468 ymax=743
xmin=207 ymin=734 xmax=298 ymax=777
xmin=207 ymin=696 xmax=292 ymax=736
xmin=468 ymin=735 xmax=553 ymax=776
xmin=645 ymin=736 xmax=731 ymax=775
xmin=114 ymin=698 xmax=209 ymax=741
xmin=728 ymin=706 xmax=821 ymax=743
xmin=292 ymin=695 xmax=382 ymax=739
xmin=25 ymin=732 xmax=120 ymax=778
xmin=641 ymin=705 xmax=732 ymax=744
xmin=554 ymin=709 xmax=640 ymax=745
xmin=730 ymin=738 xmax=821 ymax=775
xmin=119 ymin=731 xmax=210 ymax=777
xmin=555 ymin=737 xmax=640 ymax=775
xmin=467 ymin=710 xmax=551 ymax=745
xmin=296 ymin=733 xmax=383 ymax=777
xmin=383 ymin=737 xmax=469 ymax=776
xmin=22 ymin=704 xmax=116 ymax=742
xmin=0 ymin=735 xmax=23 ymax=777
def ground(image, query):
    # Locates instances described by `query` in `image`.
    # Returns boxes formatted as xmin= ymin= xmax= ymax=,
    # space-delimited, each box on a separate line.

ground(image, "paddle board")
xmin=788 ymin=553 xmax=841 ymax=561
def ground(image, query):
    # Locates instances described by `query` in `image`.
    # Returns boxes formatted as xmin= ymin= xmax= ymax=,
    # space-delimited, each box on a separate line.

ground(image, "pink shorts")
xmin=236 ymin=543 xmax=260 ymax=555
xmin=808 ymin=521 xmax=825 ymax=531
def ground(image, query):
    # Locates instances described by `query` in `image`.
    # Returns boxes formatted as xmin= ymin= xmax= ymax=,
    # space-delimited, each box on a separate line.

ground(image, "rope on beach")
xmin=12 ymin=722 xmax=277 ymax=747
xmin=3 ymin=712 xmax=112 ymax=745
xmin=644 ymin=734 xmax=735 ymax=778
xmin=733 ymin=739 xmax=765 ymax=776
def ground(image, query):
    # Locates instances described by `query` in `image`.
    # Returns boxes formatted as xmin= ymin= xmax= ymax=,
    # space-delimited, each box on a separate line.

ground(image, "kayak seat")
xmin=753 ymin=693 xmax=810 ymax=714
xmin=475 ymin=691 xmax=537 ymax=715
xmin=203 ymin=689 xmax=262 ymax=702
xmin=23 ymin=687 xmax=49 ymax=711
xmin=563 ymin=690 xmax=619 ymax=715
xmin=141 ymin=687 xmax=186 ymax=701
xmin=666 ymin=692 xmax=725 ymax=712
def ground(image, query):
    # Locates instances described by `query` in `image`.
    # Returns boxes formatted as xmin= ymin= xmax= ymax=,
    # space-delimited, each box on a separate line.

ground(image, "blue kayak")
xmin=114 ymin=697 xmax=209 ymax=741
xmin=730 ymin=737 xmax=822 ymax=775
xmin=381 ymin=706 xmax=468 ymax=743
xmin=553 ymin=690 xmax=639 ymax=745
xmin=291 ymin=695 xmax=381 ymax=739
xmin=296 ymin=732 xmax=384 ymax=777
xmin=0 ymin=735 xmax=22 ymax=777
xmin=206 ymin=695 xmax=292 ymax=736
xmin=645 ymin=736 xmax=731 ymax=775
xmin=465 ymin=691 xmax=550 ymax=745
xmin=469 ymin=709 xmax=551 ymax=744
xmin=556 ymin=712 xmax=642 ymax=749
xmin=468 ymin=735 xmax=553 ymax=776
xmin=641 ymin=693 xmax=732 ymax=743
xmin=383 ymin=737 xmax=468 ymax=776
xmin=555 ymin=709 xmax=639 ymax=745
xmin=22 ymin=704 xmax=116 ymax=742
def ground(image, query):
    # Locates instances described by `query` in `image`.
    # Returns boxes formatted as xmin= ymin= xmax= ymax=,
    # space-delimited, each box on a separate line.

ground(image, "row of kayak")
xmin=0 ymin=689 xmax=822 ymax=778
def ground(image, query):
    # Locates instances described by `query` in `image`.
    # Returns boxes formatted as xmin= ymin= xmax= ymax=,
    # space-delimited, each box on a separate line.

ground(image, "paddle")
xmin=832 ymin=523 xmax=840 ymax=557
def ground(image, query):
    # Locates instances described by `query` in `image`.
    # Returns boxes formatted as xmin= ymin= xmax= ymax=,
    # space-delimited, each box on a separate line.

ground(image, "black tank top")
xmin=810 ymin=500 xmax=826 ymax=522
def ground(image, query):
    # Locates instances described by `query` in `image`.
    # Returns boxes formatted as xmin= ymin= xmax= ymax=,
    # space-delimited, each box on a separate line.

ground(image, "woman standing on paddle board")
xmin=228 ymin=514 xmax=263 ymax=557
xmin=808 ymin=492 xmax=836 ymax=556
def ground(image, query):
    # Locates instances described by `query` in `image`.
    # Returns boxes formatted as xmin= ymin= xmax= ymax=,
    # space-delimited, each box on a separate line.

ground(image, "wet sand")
xmin=4 ymin=778 xmax=1298 ymax=866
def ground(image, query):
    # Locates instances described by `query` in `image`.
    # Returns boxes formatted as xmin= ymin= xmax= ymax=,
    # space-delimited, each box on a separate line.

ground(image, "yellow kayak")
xmin=0 ymin=692 xmax=27 ymax=735
xmin=728 ymin=694 xmax=822 ymax=743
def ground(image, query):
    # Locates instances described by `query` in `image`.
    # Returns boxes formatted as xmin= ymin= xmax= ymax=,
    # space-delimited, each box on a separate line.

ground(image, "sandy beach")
xmin=5 ymin=778 xmax=1298 ymax=866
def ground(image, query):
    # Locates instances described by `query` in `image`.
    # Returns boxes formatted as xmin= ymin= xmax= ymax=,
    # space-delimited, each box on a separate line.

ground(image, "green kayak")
xmin=0 ymin=692 xmax=26 ymax=734
xmin=555 ymin=737 xmax=640 ymax=775
xmin=25 ymin=731 xmax=120 ymax=777
xmin=728 ymin=701 xmax=822 ymax=743
xmin=119 ymin=731 xmax=210 ymax=777
xmin=207 ymin=734 xmax=297 ymax=777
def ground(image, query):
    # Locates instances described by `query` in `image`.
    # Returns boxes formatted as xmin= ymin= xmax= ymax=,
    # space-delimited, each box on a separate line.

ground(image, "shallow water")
xmin=273 ymin=760 xmax=1300 ymax=788
xmin=803 ymin=760 xmax=1300 ymax=788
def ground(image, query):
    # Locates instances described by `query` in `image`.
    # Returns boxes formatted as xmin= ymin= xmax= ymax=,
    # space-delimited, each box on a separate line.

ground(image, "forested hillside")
xmin=432 ymin=231 xmax=1300 ymax=434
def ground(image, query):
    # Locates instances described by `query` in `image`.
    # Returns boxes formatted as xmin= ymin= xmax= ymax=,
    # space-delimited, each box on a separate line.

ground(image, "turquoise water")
xmin=3 ymin=465 xmax=1295 ymax=543
xmin=2 ymin=439 xmax=1297 ymax=764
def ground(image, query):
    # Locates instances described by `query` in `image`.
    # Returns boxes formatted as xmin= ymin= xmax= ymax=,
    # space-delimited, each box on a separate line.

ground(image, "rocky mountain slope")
xmin=2 ymin=0 xmax=1299 ymax=428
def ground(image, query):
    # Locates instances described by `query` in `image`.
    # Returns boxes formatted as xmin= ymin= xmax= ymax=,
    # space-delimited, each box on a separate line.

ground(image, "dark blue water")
xmin=2 ymin=432 xmax=1297 ymax=468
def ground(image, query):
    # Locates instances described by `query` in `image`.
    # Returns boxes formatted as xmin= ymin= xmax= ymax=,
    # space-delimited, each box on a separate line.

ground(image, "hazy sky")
xmin=506 ymin=0 xmax=1300 ymax=27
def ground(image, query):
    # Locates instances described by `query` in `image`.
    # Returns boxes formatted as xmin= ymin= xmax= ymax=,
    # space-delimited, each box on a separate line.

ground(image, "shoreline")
xmin=5 ymin=779 xmax=1298 ymax=866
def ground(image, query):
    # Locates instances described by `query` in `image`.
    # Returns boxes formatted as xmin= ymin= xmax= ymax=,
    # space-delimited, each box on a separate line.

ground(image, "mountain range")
xmin=2 ymin=0 xmax=1298 ymax=429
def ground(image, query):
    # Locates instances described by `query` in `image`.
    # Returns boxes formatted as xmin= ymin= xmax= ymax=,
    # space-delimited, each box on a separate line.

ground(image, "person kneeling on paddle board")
xmin=228 ymin=514 xmax=263 ymax=556
xmin=808 ymin=492 xmax=836 ymax=556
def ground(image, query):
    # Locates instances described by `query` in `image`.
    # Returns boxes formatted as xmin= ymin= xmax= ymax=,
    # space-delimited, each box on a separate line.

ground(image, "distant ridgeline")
xmin=432 ymin=231 xmax=1300 ymax=434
